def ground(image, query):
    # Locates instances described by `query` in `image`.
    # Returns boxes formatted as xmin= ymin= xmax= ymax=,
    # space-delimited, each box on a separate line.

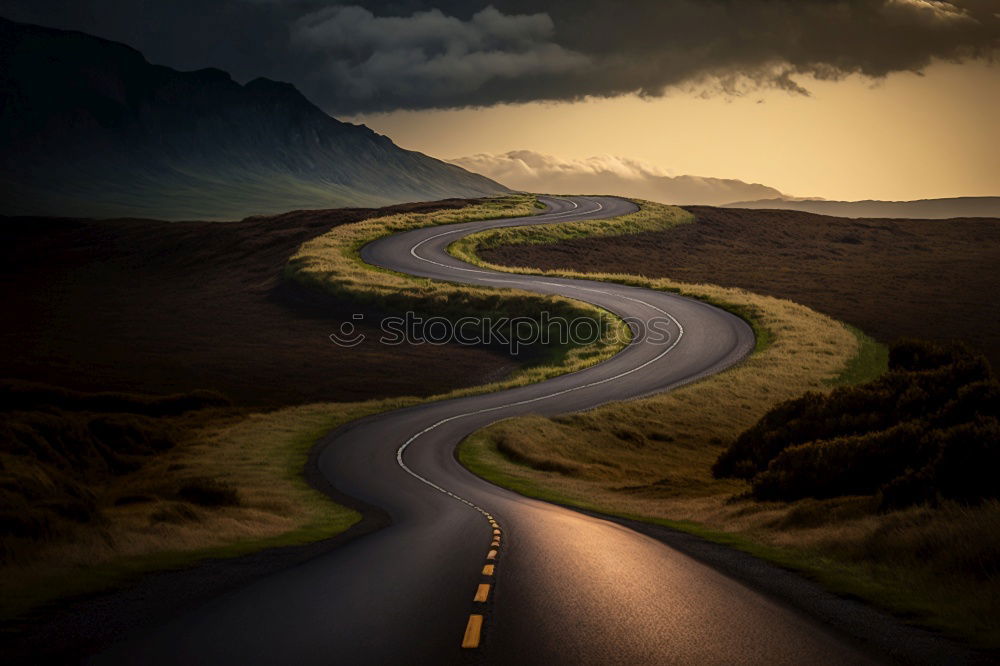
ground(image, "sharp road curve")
xmin=97 ymin=196 xmax=883 ymax=665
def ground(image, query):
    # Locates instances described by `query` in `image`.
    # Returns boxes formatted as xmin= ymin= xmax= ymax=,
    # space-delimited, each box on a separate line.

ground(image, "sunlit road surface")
xmin=95 ymin=197 xmax=966 ymax=665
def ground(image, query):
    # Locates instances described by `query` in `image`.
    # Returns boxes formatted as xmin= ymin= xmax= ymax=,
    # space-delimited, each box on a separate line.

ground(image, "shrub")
xmin=889 ymin=417 xmax=1000 ymax=508
xmin=752 ymin=421 xmax=932 ymax=501
xmin=714 ymin=340 xmax=999 ymax=507
xmin=889 ymin=338 xmax=980 ymax=373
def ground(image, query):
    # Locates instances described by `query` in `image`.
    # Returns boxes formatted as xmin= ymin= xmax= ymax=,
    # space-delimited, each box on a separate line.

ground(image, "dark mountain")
xmin=723 ymin=196 xmax=1000 ymax=219
xmin=0 ymin=17 xmax=508 ymax=220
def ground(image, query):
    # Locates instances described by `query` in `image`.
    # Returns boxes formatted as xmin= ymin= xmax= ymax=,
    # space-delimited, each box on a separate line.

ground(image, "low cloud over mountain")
xmin=450 ymin=151 xmax=784 ymax=205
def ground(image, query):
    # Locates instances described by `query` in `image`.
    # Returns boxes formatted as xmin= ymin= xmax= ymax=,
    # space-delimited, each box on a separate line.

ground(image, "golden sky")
xmin=353 ymin=61 xmax=999 ymax=201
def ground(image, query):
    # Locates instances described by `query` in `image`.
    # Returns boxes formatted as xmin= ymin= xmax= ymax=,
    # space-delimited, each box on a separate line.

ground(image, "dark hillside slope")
xmin=0 ymin=201 xmax=516 ymax=406
xmin=0 ymin=17 xmax=508 ymax=220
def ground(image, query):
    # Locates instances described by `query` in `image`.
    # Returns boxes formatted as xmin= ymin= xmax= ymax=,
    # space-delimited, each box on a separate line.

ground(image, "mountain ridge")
xmin=0 ymin=16 xmax=508 ymax=220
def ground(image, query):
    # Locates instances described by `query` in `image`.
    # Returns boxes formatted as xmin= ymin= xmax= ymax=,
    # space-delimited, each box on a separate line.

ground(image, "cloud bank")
xmin=450 ymin=151 xmax=785 ymax=205
xmin=292 ymin=6 xmax=588 ymax=105
xmin=2 ymin=0 xmax=997 ymax=112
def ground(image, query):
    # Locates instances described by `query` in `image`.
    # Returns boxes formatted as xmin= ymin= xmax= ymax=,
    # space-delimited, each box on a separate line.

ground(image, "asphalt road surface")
xmin=94 ymin=197 xmax=962 ymax=665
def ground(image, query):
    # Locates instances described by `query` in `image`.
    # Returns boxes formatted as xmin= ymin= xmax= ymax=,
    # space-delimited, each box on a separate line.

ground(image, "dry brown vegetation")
xmin=457 ymin=203 xmax=1000 ymax=647
xmin=0 ymin=200 xmax=519 ymax=407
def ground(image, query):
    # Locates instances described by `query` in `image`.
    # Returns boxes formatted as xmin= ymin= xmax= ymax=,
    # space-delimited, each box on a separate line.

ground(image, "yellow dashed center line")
xmin=462 ymin=614 xmax=484 ymax=649
xmin=462 ymin=517 xmax=503 ymax=648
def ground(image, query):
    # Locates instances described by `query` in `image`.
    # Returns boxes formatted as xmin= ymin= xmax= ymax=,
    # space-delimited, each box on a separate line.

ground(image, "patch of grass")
xmin=459 ymin=431 xmax=599 ymax=510
xmin=448 ymin=199 xmax=693 ymax=260
xmin=0 ymin=401 xmax=383 ymax=621
xmin=828 ymin=326 xmax=889 ymax=387
xmin=0 ymin=385 xmax=230 ymax=548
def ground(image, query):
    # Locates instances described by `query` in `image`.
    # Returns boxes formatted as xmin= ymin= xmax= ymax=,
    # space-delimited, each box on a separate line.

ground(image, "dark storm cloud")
xmin=291 ymin=5 xmax=589 ymax=103
xmin=2 ymin=0 xmax=997 ymax=113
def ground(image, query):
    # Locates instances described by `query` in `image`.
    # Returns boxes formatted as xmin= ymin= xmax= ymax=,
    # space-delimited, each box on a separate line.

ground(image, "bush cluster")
xmin=713 ymin=340 xmax=999 ymax=508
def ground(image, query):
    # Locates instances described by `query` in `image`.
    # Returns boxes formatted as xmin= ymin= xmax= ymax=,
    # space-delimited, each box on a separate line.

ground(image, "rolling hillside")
xmin=0 ymin=17 xmax=508 ymax=220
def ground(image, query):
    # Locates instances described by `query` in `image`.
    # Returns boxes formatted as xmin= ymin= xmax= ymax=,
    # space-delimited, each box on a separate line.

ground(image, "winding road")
xmin=96 ymin=196 xmax=899 ymax=664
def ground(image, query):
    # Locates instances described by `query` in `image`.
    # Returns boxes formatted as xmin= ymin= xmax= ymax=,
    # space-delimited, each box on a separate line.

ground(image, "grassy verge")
xmin=448 ymin=199 xmax=694 ymax=259
xmin=828 ymin=325 xmax=889 ymax=387
xmin=445 ymin=201 xmax=1000 ymax=648
xmin=1 ymin=403 xmax=371 ymax=620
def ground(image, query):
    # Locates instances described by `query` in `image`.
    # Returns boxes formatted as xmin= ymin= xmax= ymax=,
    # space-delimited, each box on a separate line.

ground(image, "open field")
xmin=481 ymin=205 xmax=1000 ymax=368
xmin=458 ymin=203 xmax=1000 ymax=647
xmin=0 ymin=201 xmax=523 ymax=407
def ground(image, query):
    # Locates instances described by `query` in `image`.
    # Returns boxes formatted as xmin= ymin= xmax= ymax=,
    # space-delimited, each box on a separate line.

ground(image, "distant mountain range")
xmin=0 ymin=17 xmax=507 ymax=220
xmin=723 ymin=197 xmax=1000 ymax=219
xmin=451 ymin=151 xmax=784 ymax=207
